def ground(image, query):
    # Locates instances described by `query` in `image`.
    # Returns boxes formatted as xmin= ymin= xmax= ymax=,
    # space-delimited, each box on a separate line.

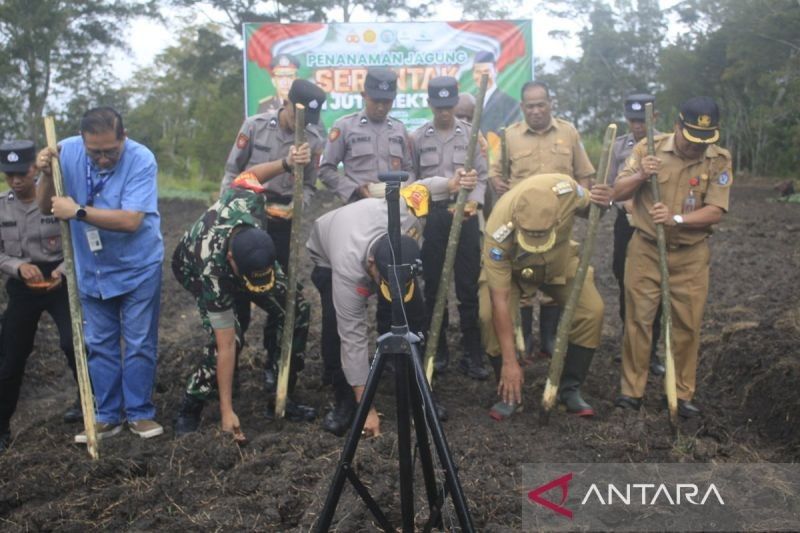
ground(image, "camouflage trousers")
xmin=185 ymin=284 xmax=310 ymax=401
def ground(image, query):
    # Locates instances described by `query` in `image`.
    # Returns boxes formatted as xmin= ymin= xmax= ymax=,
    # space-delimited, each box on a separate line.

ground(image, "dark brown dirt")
xmin=1 ymin=178 xmax=798 ymax=531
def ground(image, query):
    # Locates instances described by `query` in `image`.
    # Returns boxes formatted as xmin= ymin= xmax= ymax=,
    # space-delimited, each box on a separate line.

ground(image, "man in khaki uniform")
xmin=319 ymin=68 xmax=415 ymax=203
xmin=489 ymin=81 xmax=596 ymax=360
xmin=613 ymin=96 xmax=732 ymax=418
xmin=481 ymin=174 xmax=612 ymax=417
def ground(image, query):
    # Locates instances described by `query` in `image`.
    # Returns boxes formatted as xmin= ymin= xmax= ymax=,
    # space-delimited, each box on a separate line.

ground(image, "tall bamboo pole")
xmin=424 ymin=74 xmax=488 ymax=384
xmin=44 ymin=117 xmax=98 ymax=459
xmin=645 ymin=103 xmax=679 ymax=429
xmin=540 ymin=124 xmax=617 ymax=420
xmin=274 ymin=105 xmax=306 ymax=420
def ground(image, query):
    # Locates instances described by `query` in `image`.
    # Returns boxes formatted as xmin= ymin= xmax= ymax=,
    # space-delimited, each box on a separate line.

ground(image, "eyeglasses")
xmin=85 ymin=146 xmax=122 ymax=160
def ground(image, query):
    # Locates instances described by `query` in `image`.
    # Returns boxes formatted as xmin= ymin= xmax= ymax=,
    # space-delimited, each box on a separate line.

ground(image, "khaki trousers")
xmin=620 ymin=232 xmax=710 ymax=400
xmin=479 ymin=255 xmax=604 ymax=357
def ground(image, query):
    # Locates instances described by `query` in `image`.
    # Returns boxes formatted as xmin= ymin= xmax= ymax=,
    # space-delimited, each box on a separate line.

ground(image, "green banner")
xmin=243 ymin=20 xmax=532 ymax=138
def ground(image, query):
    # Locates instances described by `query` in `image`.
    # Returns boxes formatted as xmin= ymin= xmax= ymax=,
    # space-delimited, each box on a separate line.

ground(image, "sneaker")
xmin=128 ymin=419 xmax=164 ymax=439
xmin=74 ymin=422 xmax=123 ymax=443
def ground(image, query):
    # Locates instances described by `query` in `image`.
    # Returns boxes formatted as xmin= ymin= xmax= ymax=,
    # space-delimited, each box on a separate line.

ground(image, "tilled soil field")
xmin=1 ymin=178 xmax=798 ymax=531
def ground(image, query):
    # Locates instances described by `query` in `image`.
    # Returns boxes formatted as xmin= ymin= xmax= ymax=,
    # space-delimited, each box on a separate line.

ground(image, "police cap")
xmin=473 ymin=51 xmax=496 ymax=64
xmin=0 ymin=140 xmax=35 ymax=174
xmin=364 ymin=68 xmax=397 ymax=100
xmin=270 ymin=53 xmax=300 ymax=71
xmin=624 ymin=93 xmax=655 ymax=120
xmin=289 ymin=79 xmax=326 ymax=125
xmin=427 ymin=76 xmax=459 ymax=108
xmin=679 ymin=96 xmax=720 ymax=144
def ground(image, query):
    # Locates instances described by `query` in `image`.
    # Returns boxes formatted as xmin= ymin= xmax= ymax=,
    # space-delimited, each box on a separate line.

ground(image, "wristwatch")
xmin=672 ymin=214 xmax=684 ymax=225
xmin=75 ymin=205 xmax=87 ymax=220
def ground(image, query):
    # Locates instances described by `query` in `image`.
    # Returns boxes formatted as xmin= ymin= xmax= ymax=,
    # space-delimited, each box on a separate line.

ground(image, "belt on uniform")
xmin=430 ymin=199 xmax=481 ymax=217
xmin=636 ymin=230 xmax=703 ymax=250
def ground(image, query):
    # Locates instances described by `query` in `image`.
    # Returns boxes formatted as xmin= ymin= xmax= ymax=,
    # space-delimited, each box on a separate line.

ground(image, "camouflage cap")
xmin=512 ymin=186 xmax=559 ymax=253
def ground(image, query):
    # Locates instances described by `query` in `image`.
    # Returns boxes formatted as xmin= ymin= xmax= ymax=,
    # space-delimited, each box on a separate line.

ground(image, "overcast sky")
xmin=113 ymin=2 xmax=582 ymax=80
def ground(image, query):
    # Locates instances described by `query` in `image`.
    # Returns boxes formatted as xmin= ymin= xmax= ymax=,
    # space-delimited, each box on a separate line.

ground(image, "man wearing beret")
xmin=0 ymin=141 xmax=81 ymax=452
xmin=173 ymin=172 xmax=315 ymax=444
xmin=258 ymin=53 xmax=300 ymax=114
xmin=307 ymin=172 xmax=476 ymax=436
xmin=608 ymin=94 xmax=664 ymax=376
xmin=613 ymin=96 xmax=732 ymax=418
xmin=222 ymin=79 xmax=333 ymax=394
xmin=319 ymin=67 xmax=415 ymax=203
xmin=411 ymin=76 xmax=489 ymax=379
xmin=481 ymin=174 xmax=612 ymax=418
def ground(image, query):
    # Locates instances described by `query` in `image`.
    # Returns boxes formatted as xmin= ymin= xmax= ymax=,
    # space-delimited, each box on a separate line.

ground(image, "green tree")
xmin=126 ymin=25 xmax=243 ymax=182
xmin=0 ymin=0 xmax=156 ymax=141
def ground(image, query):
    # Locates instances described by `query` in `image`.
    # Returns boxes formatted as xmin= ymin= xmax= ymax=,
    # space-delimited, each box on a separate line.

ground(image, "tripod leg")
xmin=395 ymin=352 xmax=415 ymax=533
xmin=315 ymin=350 xmax=392 ymax=532
xmin=409 ymin=371 xmax=444 ymax=530
xmin=409 ymin=344 xmax=476 ymax=532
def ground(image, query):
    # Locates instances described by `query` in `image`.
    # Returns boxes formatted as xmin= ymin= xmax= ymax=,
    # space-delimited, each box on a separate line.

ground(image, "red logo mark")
xmin=528 ymin=473 xmax=573 ymax=519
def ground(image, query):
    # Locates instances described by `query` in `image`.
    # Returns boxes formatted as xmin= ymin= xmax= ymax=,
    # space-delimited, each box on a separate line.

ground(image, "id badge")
xmin=86 ymin=227 xmax=103 ymax=252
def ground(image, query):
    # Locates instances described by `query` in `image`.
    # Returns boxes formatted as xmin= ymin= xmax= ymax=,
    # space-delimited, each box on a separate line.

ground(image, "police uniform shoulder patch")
xmin=425 ymin=126 xmax=434 ymax=137
xmin=387 ymin=119 xmax=394 ymax=129
xmin=329 ymin=128 xmax=341 ymax=142
xmin=627 ymin=138 xmax=635 ymax=147
xmin=716 ymin=170 xmax=732 ymax=186
xmin=489 ymin=247 xmax=504 ymax=261
xmin=552 ymin=181 xmax=573 ymax=196
xmin=360 ymin=117 xmax=368 ymax=125
xmin=491 ymin=222 xmax=513 ymax=243
xmin=455 ymin=126 xmax=463 ymax=135
xmin=236 ymin=133 xmax=249 ymax=150
xmin=268 ymin=117 xmax=278 ymax=128
xmin=576 ymin=184 xmax=585 ymax=197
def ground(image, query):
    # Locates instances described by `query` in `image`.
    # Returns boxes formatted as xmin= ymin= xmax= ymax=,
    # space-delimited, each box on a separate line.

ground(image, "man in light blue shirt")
xmin=37 ymin=107 xmax=164 ymax=442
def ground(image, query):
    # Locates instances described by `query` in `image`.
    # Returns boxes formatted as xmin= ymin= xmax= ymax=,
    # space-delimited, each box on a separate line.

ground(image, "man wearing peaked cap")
xmin=411 ymin=76 xmax=489 ymax=379
xmin=258 ymin=53 xmax=300 ymax=113
xmin=613 ymin=96 xmax=732 ymax=418
xmin=306 ymin=170 xmax=477 ymax=437
xmin=173 ymin=171 xmax=317 ymax=443
xmin=480 ymin=174 xmax=612 ymax=419
xmin=608 ymin=93 xmax=664 ymax=377
xmin=320 ymin=67 xmax=415 ymax=203
xmin=0 ymin=141 xmax=84 ymax=453
xmin=221 ymin=78 xmax=330 ymax=415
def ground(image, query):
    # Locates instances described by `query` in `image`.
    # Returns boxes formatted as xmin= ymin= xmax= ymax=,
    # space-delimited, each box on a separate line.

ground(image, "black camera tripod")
xmin=314 ymin=172 xmax=475 ymax=532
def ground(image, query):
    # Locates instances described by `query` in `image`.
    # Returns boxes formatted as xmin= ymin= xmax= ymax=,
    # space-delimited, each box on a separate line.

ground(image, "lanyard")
xmin=85 ymin=162 xmax=113 ymax=207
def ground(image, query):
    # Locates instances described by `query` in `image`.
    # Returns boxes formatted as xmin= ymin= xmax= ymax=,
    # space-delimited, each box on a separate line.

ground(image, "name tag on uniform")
xmin=491 ymin=222 xmax=513 ymax=243
xmin=86 ymin=227 xmax=103 ymax=252
xmin=552 ymin=181 xmax=573 ymax=195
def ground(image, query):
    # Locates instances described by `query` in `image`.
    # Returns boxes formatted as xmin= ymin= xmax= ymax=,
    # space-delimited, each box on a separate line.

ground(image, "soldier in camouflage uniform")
xmin=172 ymin=174 xmax=315 ymax=442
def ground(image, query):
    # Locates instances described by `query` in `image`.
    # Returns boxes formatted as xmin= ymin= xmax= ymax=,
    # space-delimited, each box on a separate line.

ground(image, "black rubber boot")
xmin=175 ymin=393 xmax=205 ymax=436
xmin=264 ymin=357 xmax=278 ymax=395
xmin=321 ymin=380 xmax=356 ymax=437
xmin=557 ymin=344 xmax=595 ymax=417
xmin=539 ymin=305 xmax=561 ymax=357
xmin=63 ymin=396 xmax=83 ymax=424
xmin=265 ymin=398 xmax=318 ymax=422
xmin=520 ymin=305 xmax=534 ymax=355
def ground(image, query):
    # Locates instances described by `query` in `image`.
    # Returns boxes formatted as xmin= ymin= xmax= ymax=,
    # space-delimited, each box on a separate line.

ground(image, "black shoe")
xmin=678 ymin=399 xmax=701 ymax=418
xmin=174 ymin=394 xmax=205 ymax=436
xmin=264 ymin=362 xmax=278 ymax=395
xmin=650 ymin=351 xmax=665 ymax=377
xmin=265 ymin=398 xmax=317 ymax=422
xmin=63 ymin=398 xmax=83 ymax=424
xmin=615 ymin=395 xmax=642 ymax=411
xmin=321 ymin=386 xmax=356 ymax=437
xmin=0 ymin=428 xmax=9 ymax=453
xmin=458 ymin=353 xmax=489 ymax=381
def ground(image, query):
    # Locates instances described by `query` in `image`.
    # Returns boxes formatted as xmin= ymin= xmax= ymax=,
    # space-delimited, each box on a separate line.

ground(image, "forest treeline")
xmin=1 ymin=0 xmax=797 ymax=184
